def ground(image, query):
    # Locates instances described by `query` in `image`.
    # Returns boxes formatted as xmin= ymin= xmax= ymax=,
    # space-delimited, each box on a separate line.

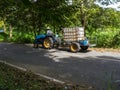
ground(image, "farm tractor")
xmin=34 ymin=29 xmax=61 ymax=49
xmin=33 ymin=27 xmax=89 ymax=53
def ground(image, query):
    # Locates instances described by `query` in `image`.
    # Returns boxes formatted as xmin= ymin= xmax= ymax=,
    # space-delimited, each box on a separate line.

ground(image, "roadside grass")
xmin=0 ymin=62 xmax=63 ymax=90
xmin=0 ymin=62 xmax=94 ymax=90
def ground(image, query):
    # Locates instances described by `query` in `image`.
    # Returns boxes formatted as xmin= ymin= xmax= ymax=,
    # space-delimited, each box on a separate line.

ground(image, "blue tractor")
xmin=34 ymin=33 xmax=61 ymax=49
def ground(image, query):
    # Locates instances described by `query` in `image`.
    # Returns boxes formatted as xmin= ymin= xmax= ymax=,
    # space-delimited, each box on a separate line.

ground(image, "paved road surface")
xmin=0 ymin=42 xmax=120 ymax=90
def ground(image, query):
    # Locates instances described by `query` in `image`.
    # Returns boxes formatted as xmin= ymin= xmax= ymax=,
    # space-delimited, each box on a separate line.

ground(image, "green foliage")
xmin=112 ymin=31 xmax=120 ymax=48
xmin=73 ymin=0 xmax=96 ymax=27
xmin=0 ymin=0 xmax=120 ymax=48
xmin=0 ymin=32 xmax=9 ymax=42
xmin=11 ymin=33 xmax=34 ymax=44
xmin=89 ymin=28 xmax=120 ymax=48
xmin=0 ymin=21 xmax=4 ymax=28
xmin=0 ymin=31 xmax=34 ymax=43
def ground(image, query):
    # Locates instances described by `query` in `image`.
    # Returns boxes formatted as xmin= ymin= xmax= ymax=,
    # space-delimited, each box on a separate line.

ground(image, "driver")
xmin=46 ymin=27 xmax=53 ymax=35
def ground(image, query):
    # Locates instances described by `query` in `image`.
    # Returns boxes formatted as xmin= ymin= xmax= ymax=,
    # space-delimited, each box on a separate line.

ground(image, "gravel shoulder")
xmin=89 ymin=47 xmax=120 ymax=53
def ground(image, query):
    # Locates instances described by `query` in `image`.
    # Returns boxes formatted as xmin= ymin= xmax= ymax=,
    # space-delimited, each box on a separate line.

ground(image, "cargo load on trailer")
xmin=62 ymin=27 xmax=89 ymax=52
xmin=63 ymin=27 xmax=84 ymax=42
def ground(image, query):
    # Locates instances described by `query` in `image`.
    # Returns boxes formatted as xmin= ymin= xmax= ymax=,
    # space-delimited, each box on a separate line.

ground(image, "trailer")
xmin=33 ymin=27 xmax=89 ymax=52
xmin=61 ymin=27 xmax=89 ymax=52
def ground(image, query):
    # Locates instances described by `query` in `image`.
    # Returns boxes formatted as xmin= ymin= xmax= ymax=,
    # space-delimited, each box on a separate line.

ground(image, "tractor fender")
xmin=35 ymin=34 xmax=46 ymax=39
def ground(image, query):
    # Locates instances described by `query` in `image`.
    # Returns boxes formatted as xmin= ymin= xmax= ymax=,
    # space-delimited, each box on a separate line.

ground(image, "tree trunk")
xmin=9 ymin=24 xmax=13 ymax=39
xmin=34 ymin=30 xmax=37 ymax=37
xmin=80 ymin=6 xmax=86 ymax=28
xmin=79 ymin=5 xmax=86 ymax=36
xmin=3 ymin=23 xmax=6 ymax=33
xmin=81 ymin=17 xmax=86 ymax=28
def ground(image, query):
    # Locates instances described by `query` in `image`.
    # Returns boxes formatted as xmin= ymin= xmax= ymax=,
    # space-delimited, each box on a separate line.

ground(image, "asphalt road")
xmin=0 ymin=42 xmax=120 ymax=90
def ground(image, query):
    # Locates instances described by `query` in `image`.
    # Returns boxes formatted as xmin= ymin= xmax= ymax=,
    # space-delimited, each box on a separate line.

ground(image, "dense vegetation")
xmin=0 ymin=0 xmax=120 ymax=48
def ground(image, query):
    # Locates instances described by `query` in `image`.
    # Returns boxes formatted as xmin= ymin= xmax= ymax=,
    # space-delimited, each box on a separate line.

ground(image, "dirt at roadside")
xmin=89 ymin=47 xmax=120 ymax=53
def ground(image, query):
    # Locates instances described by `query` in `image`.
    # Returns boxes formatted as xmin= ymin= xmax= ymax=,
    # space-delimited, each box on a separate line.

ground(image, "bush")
xmin=112 ymin=31 xmax=120 ymax=48
xmin=0 ymin=32 xmax=9 ymax=42
xmin=88 ymin=28 xmax=120 ymax=48
xmin=11 ymin=33 xmax=34 ymax=44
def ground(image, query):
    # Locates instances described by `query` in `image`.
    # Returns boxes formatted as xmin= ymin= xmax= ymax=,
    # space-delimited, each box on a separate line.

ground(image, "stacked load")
xmin=63 ymin=27 xmax=84 ymax=42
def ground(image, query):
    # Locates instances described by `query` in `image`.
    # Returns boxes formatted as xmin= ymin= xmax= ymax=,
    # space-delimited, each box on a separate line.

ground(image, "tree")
xmin=72 ymin=0 xmax=96 ymax=29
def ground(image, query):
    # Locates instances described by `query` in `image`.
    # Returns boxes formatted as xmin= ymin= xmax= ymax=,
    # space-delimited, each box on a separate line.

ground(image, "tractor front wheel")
xmin=43 ymin=37 xmax=53 ymax=49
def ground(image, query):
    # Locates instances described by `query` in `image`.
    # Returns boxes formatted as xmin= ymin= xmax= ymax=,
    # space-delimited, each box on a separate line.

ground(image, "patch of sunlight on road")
xmin=44 ymin=49 xmax=90 ymax=62
xmin=44 ymin=49 xmax=120 ymax=62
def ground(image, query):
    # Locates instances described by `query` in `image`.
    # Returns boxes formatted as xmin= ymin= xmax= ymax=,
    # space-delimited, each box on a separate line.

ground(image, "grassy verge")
xmin=0 ymin=62 xmax=94 ymax=90
xmin=0 ymin=62 xmax=63 ymax=90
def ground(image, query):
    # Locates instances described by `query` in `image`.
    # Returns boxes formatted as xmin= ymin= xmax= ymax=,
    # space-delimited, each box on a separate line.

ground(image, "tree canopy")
xmin=0 ymin=0 xmax=120 ymax=36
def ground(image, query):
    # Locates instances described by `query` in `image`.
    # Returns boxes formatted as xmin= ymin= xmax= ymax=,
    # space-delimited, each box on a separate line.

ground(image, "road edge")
xmin=0 ymin=60 xmax=65 ymax=84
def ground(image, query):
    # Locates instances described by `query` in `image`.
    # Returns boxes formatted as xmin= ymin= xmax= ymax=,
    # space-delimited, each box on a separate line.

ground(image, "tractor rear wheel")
xmin=70 ymin=42 xmax=80 ymax=53
xmin=43 ymin=37 xmax=53 ymax=49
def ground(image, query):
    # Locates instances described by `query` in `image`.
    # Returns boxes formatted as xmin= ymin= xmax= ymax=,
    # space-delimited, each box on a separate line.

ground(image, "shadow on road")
xmin=97 ymin=56 xmax=120 ymax=60
xmin=57 ymin=47 xmax=92 ymax=53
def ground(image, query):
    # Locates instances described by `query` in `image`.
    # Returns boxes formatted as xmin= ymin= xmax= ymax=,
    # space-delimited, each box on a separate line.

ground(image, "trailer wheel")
xmin=43 ymin=37 xmax=53 ymax=49
xmin=80 ymin=46 xmax=88 ymax=50
xmin=70 ymin=42 xmax=80 ymax=53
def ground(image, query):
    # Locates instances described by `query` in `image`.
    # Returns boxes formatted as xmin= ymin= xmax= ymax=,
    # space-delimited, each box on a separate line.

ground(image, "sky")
xmin=32 ymin=0 xmax=120 ymax=11
xmin=94 ymin=0 xmax=120 ymax=11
